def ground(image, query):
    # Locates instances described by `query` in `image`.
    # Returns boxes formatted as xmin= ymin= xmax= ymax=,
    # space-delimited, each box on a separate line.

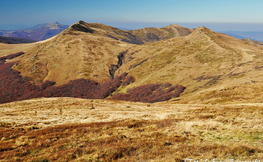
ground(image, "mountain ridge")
xmin=129 ymin=24 xmax=194 ymax=43
xmin=1 ymin=21 xmax=195 ymax=44
xmin=2 ymin=21 xmax=263 ymax=104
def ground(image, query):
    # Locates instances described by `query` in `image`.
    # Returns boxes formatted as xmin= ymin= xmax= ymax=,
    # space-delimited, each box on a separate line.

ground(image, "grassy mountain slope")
xmin=84 ymin=22 xmax=144 ymax=44
xmin=5 ymin=21 xmax=194 ymax=86
xmin=114 ymin=27 xmax=263 ymax=100
xmin=2 ymin=21 xmax=263 ymax=103
xmin=9 ymin=21 xmax=131 ymax=85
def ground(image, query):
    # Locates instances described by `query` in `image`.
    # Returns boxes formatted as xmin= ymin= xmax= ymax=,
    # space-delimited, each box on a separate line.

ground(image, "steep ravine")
xmin=109 ymin=50 xmax=127 ymax=79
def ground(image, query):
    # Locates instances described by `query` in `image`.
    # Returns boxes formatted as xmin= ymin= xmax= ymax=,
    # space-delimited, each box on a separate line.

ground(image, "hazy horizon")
xmin=1 ymin=0 xmax=263 ymax=31
xmin=3 ymin=22 xmax=263 ymax=33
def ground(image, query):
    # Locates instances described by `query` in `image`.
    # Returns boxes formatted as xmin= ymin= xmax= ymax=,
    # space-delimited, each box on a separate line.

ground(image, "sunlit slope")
xmin=10 ymin=21 xmax=131 ymax=85
xmin=4 ymin=21 xmax=194 ymax=86
xmin=115 ymin=27 xmax=263 ymax=96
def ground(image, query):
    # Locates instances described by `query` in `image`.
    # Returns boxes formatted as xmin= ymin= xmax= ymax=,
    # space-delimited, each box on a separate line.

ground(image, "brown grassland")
xmin=0 ymin=98 xmax=263 ymax=161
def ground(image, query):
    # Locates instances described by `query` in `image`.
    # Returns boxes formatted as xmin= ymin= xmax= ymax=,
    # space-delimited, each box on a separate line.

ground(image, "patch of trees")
xmin=0 ymin=36 xmax=36 ymax=44
xmin=110 ymin=83 xmax=185 ymax=103
xmin=0 ymin=52 xmax=24 ymax=62
xmin=0 ymin=52 xmax=185 ymax=104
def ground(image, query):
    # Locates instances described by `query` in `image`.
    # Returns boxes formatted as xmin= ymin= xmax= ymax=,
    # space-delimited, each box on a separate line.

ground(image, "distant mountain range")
xmin=68 ymin=21 xmax=195 ymax=44
xmin=0 ymin=22 xmax=69 ymax=41
xmin=0 ymin=22 xmax=194 ymax=44
xmin=220 ymin=31 xmax=263 ymax=41
xmin=2 ymin=22 xmax=263 ymax=44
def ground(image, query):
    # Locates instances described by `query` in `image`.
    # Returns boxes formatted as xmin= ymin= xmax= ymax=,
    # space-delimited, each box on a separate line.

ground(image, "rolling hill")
xmin=116 ymin=27 xmax=263 ymax=100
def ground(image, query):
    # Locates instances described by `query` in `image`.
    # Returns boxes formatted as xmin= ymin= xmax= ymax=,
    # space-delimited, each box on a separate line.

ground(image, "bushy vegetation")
xmin=110 ymin=83 xmax=185 ymax=103
xmin=0 ymin=116 xmax=261 ymax=161
xmin=0 ymin=52 xmax=24 ymax=62
xmin=0 ymin=52 xmax=185 ymax=104
xmin=0 ymin=36 xmax=36 ymax=44
xmin=0 ymin=59 xmax=129 ymax=103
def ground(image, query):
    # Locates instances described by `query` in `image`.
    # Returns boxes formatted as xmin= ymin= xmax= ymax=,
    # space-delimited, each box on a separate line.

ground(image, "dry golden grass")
xmin=4 ymin=25 xmax=132 ymax=85
xmin=0 ymin=43 xmax=35 ymax=56
xmin=0 ymin=98 xmax=263 ymax=161
xmin=177 ymin=81 xmax=263 ymax=104
xmin=115 ymin=27 xmax=263 ymax=97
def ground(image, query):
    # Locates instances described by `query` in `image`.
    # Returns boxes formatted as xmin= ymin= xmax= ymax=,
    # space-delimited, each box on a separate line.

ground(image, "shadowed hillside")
xmin=0 ymin=36 xmax=36 ymax=44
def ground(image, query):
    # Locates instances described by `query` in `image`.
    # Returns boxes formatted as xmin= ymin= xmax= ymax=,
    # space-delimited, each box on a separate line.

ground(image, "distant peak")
xmin=187 ymin=26 xmax=217 ymax=40
xmin=195 ymin=26 xmax=215 ymax=34
xmin=46 ymin=22 xmax=60 ymax=29
xmin=49 ymin=22 xmax=60 ymax=25
xmin=196 ymin=26 xmax=206 ymax=30
xmin=166 ymin=24 xmax=183 ymax=28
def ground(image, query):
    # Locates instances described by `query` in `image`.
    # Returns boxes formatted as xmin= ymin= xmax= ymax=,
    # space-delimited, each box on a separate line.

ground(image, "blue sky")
xmin=1 ymin=0 xmax=263 ymax=31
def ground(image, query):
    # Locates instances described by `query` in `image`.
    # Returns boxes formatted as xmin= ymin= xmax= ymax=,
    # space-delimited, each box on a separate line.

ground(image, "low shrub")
xmin=110 ymin=83 xmax=185 ymax=103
